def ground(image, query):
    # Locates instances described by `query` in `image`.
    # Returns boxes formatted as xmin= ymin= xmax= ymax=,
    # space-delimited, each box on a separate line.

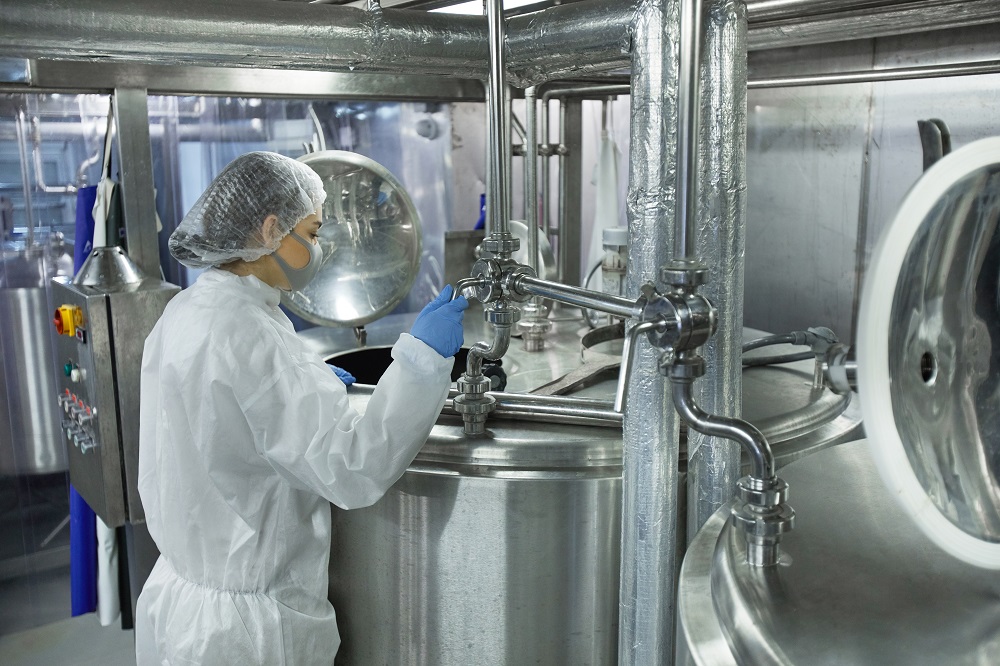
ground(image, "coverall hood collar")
xmin=200 ymin=267 xmax=282 ymax=308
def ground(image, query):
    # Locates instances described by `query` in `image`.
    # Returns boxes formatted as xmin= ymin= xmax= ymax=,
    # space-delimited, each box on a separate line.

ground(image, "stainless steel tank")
xmin=331 ymin=389 xmax=621 ymax=665
xmin=315 ymin=316 xmax=862 ymax=665
xmin=678 ymin=137 xmax=1000 ymax=665
xmin=0 ymin=236 xmax=74 ymax=475
xmin=677 ymin=439 xmax=1000 ymax=665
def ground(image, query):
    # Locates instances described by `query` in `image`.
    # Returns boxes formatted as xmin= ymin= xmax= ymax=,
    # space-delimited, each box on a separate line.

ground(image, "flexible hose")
xmin=742 ymin=350 xmax=814 ymax=367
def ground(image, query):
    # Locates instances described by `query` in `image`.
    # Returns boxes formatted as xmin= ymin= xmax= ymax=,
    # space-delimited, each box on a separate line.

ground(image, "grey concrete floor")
xmin=0 ymin=613 xmax=135 ymax=666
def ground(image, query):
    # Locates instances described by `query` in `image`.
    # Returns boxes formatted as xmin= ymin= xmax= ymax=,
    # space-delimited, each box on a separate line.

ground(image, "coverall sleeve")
xmin=243 ymin=333 xmax=453 ymax=510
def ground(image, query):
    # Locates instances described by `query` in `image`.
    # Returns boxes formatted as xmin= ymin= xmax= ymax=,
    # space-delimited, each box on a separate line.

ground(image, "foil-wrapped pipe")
xmin=506 ymin=0 xmax=639 ymax=86
xmin=747 ymin=0 xmax=1000 ymax=50
xmin=686 ymin=0 xmax=746 ymax=542
xmin=619 ymin=0 xmax=682 ymax=662
xmin=0 ymin=0 xmax=485 ymax=77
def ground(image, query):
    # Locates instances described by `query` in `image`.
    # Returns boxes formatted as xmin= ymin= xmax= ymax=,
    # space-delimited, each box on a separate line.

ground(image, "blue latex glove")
xmin=410 ymin=285 xmax=469 ymax=358
xmin=330 ymin=365 xmax=356 ymax=386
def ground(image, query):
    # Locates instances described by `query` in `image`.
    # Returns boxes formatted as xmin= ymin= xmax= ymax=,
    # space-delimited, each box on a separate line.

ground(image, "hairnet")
xmin=169 ymin=151 xmax=327 ymax=268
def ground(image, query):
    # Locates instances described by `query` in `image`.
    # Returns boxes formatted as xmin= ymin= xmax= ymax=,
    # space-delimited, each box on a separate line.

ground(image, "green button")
xmin=63 ymin=363 xmax=73 ymax=377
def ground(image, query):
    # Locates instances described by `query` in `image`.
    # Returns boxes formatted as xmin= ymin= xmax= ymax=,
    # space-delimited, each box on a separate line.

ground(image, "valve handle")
xmin=614 ymin=319 xmax=664 ymax=413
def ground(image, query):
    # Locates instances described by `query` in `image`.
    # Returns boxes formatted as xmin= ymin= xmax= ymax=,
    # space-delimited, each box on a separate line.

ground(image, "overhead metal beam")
xmin=1 ymin=61 xmax=485 ymax=100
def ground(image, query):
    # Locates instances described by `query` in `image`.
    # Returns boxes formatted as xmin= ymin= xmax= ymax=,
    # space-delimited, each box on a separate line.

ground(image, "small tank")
xmin=315 ymin=316 xmax=862 ymax=665
xmin=0 ymin=235 xmax=74 ymax=475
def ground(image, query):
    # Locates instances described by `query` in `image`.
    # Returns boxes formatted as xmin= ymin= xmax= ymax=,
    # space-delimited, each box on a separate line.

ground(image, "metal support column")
xmin=113 ymin=88 xmax=160 ymax=278
xmin=619 ymin=0 xmax=682 ymax=661
xmin=557 ymin=98 xmax=583 ymax=287
xmin=686 ymin=0 xmax=747 ymax=541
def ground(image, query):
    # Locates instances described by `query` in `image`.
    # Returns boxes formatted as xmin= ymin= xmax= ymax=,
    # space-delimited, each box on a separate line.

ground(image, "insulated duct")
xmin=619 ymin=0 xmax=681 ymax=661
xmin=686 ymin=0 xmax=746 ymax=542
xmin=3 ymin=0 xmax=994 ymax=87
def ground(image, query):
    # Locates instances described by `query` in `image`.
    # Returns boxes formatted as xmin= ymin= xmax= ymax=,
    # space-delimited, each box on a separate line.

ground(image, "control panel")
xmin=52 ymin=277 xmax=179 ymax=527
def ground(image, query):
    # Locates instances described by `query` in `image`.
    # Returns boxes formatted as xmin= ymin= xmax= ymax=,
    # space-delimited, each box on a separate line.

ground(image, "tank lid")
xmin=858 ymin=137 xmax=1000 ymax=569
xmin=281 ymin=151 xmax=422 ymax=329
xmin=73 ymin=245 xmax=143 ymax=289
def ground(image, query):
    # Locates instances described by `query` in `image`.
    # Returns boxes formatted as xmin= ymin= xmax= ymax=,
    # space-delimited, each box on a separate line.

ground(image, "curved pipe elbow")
xmin=467 ymin=324 xmax=511 ymax=377
xmin=672 ymin=380 xmax=775 ymax=482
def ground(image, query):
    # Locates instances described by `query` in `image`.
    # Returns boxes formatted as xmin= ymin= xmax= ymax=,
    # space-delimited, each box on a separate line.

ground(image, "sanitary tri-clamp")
xmin=612 ymin=260 xmax=794 ymax=565
xmin=453 ymin=247 xmax=531 ymax=436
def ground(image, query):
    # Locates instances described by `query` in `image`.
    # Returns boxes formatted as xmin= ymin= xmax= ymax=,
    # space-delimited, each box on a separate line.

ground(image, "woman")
xmin=135 ymin=151 xmax=468 ymax=665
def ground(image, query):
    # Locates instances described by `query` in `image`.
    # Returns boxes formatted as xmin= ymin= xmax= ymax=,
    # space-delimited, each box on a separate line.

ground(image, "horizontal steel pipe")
xmin=748 ymin=0 xmax=1000 ymax=50
xmin=511 ymin=274 xmax=641 ymax=320
xmin=749 ymin=59 xmax=1000 ymax=88
xmin=350 ymin=384 xmax=622 ymax=428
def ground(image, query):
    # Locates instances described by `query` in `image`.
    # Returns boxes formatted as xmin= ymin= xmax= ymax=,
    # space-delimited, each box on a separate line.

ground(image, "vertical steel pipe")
xmin=485 ymin=0 xmax=509 ymax=239
xmin=525 ymin=86 xmax=539 ymax=279
xmin=686 ymin=0 xmax=748 ymax=542
xmin=620 ymin=0 xmax=682 ymax=661
xmin=557 ymin=99 xmax=584 ymax=286
xmin=540 ymin=99 xmax=552 ymax=238
xmin=14 ymin=109 xmax=36 ymax=244
xmin=675 ymin=0 xmax=704 ymax=261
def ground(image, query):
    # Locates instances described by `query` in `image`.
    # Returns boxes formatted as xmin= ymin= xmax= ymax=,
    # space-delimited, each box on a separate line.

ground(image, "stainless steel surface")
xmin=505 ymin=0 xmax=637 ymax=85
xmin=675 ymin=0 xmax=704 ymax=262
xmin=672 ymin=379 xmax=773 ymax=486
xmin=319 ymin=319 xmax=860 ymax=665
xmin=13 ymin=109 xmax=35 ymax=238
xmin=749 ymin=58 xmax=1000 ymax=88
xmin=8 ymin=60 xmax=485 ymax=101
xmin=508 ymin=219 xmax=556 ymax=281
xmin=2 ymin=0 xmax=997 ymax=90
xmin=557 ymin=99 xmax=584 ymax=285
xmin=513 ymin=274 xmax=640 ymax=320
xmin=886 ymin=160 xmax=1000 ymax=542
xmin=73 ymin=246 xmax=142 ymax=289
xmin=284 ymin=150 xmax=421 ymax=328
xmin=51 ymin=273 xmax=178 ymax=526
xmin=747 ymin=0 xmax=1000 ymax=51
xmin=0 ymin=0 xmax=486 ymax=78
xmin=524 ymin=87 xmax=539 ymax=282
xmin=678 ymin=440 xmax=1000 ymax=665
xmin=329 ymin=408 xmax=623 ymax=666
xmin=113 ymin=88 xmax=160 ymax=278
xmin=620 ymin=0 xmax=682 ymax=659
xmin=486 ymin=0 xmax=509 ymax=240
xmin=0 ymin=57 xmax=30 ymax=84
xmin=0 ymin=240 xmax=74 ymax=475
xmin=687 ymin=0 xmax=747 ymax=540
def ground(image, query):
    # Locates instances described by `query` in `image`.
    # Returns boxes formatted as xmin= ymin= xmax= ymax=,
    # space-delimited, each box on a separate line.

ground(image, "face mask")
xmin=272 ymin=231 xmax=323 ymax=292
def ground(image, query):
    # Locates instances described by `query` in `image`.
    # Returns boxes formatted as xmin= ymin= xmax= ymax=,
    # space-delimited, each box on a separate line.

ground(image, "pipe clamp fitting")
xmin=470 ymin=258 xmax=503 ymax=303
xmin=482 ymin=234 xmax=520 ymax=256
xmin=736 ymin=475 xmax=789 ymax=509
xmin=500 ymin=265 xmax=537 ymax=302
xmin=660 ymin=259 xmax=709 ymax=290
xmin=666 ymin=354 xmax=705 ymax=380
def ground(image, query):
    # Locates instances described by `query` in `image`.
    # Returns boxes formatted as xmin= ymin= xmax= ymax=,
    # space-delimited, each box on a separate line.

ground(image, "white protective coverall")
xmin=135 ymin=268 xmax=453 ymax=665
